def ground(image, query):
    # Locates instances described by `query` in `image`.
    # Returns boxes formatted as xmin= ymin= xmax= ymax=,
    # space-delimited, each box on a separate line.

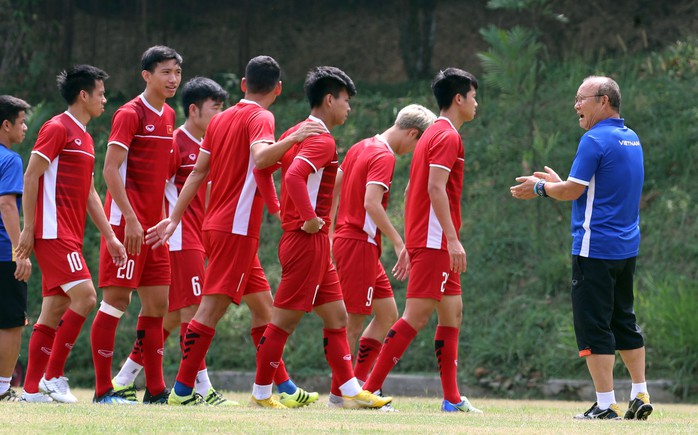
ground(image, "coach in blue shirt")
xmin=0 ymin=95 xmax=32 ymax=402
xmin=510 ymin=76 xmax=652 ymax=421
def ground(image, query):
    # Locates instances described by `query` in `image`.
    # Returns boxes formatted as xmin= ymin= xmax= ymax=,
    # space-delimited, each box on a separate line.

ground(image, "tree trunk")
xmin=399 ymin=0 xmax=437 ymax=80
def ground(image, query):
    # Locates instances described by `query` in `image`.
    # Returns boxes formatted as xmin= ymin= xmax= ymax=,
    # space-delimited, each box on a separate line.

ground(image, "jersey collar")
xmin=437 ymin=116 xmax=458 ymax=132
xmin=307 ymin=114 xmax=330 ymax=133
xmin=239 ymin=98 xmax=262 ymax=107
xmin=139 ymin=94 xmax=164 ymax=117
xmin=179 ymin=125 xmax=202 ymax=145
xmin=375 ymin=134 xmax=394 ymax=155
xmin=63 ymin=111 xmax=87 ymax=132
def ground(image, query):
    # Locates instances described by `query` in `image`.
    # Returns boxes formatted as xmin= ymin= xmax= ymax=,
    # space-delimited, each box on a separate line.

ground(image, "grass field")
xmin=2 ymin=390 xmax=697 ymax=434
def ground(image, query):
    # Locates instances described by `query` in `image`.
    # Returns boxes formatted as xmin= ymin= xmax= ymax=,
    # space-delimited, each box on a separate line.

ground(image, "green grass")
xmin=3 ymin=389 xmax=697 ymax=434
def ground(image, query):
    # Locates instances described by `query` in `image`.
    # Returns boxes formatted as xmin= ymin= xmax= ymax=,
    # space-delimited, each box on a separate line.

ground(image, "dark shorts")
xmin=571 ymin=255 xmax=644 ymax=356
xmin=0 ymin=262 xmax=28 ymax=329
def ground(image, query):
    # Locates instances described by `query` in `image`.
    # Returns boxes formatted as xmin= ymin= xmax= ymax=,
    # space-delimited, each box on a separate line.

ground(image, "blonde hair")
xmin=395 ymin=104 xmax=437 ymax=134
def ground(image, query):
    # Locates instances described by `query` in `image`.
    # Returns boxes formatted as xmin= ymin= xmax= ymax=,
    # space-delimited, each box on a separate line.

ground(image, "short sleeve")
xmin=568 ymin=135 xmax=603 ymax=186
xmin=366 ymin=152 xmax=396 ymax=191
xmin=295 ymin=134 xmax=335 ymax=172
xmin=32 ymin=121 xmax=67 ymax=163
xmin=108 ymin=107 xmax=140 ymax=150
xmin=0 ymin=153 xmax=24 ymax=196
xmin=427 ymin=130 xmax=460 ymax=172
xmin=248 ymin=110 xmax=276 ymax=148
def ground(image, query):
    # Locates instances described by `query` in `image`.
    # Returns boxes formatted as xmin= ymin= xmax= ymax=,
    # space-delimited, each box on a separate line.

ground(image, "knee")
xmin=72 ymin=292 xmax=97 ymax=316
xmin=402 ymin=314 xmax=428 ymax=332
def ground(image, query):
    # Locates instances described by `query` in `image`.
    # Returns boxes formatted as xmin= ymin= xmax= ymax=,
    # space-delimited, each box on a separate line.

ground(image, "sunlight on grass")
xmin=2 ymin=390 xmax=696 ymax=434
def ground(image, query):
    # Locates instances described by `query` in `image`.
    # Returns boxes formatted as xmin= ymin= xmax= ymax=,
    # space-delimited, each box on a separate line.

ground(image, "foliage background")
xmin=2 ymin=0 xmax=697 ymax=400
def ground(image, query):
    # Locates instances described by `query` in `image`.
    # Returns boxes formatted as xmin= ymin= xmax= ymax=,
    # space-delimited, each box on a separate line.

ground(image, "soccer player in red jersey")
xmin=327 ymin=104 xmax=436 ymax=406
xmin=91 ymin=46 xmax=182 ymax=404
xmin=14 ymin=65 xmax=127 ymax=403
xmin=111 ymin=77 xmax=236 ymax=405
xmin=251 ymin=66 xmax=391 ymax=409
xmin=146 ymin=56 xmax=324 ymax=406
xmin=362 ymin=68 xmax=483 ymax=413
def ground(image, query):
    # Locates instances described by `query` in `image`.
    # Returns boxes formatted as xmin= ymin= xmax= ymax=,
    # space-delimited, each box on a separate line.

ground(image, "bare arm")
xmin=0 ymin=194 xmax=31 ymax=281
xmin=103 ymin=144 xmax=143 ymax=255
xmin=250 ymin=122 xmax=325 ymax=169
xmin=510 ymin=166 xmax=586 ymax=201
xmin=428 ymin=166 xmax=466 ymax=274
xmin=87 ymin=178 xmax=127 ymax=267
xmin=146 ymin=151 xmax=210 ymax=249
xmin=364 ymin=183 xmax=409 ymax=280
xmin=16 ymin=153 xmax=48 ymax=259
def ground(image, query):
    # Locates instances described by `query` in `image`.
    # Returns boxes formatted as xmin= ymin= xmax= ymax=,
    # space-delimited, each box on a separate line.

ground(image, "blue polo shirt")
xmin=567 ymin=118 xmax=644 ymax=260
xmin=0 ymin=143 xmax=23 ymax=262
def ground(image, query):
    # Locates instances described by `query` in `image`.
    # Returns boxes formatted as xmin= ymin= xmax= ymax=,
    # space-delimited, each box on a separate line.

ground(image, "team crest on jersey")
xmin=167 ymin=125 xmax=173 ymax=134
xmin=189 ymin=153 xmax=196 ymax=161
xmin=74 ymin=138 xmax=82 ymax=146
xmin=145 ymin=124 xmax=155 ymax=132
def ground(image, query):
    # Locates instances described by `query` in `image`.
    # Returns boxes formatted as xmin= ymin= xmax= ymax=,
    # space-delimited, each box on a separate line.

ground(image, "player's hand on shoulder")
xmin=301 ymin=216 xmax=325 ymax=234
xmin=14 ymin=257 xmax=31 ymax=282
xmin=294 ymin=121 xmax=325 ymax=142
xmin=145 ymin=218 xmax=176 ymax=249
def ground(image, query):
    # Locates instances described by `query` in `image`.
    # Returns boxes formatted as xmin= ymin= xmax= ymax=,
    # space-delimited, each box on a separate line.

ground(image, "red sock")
xmin=128 ymin=328 xmax=168 ymax=367
xmin=254 ymin=324 xmax=289 ymax=386
xmin=323 ymin=327 xmax=354 ymax=387
xmin=251 ymin=325 xmax=290 ymax=385
xmin=44 ymin=309 xmax=85 ymax=379
xmin=363 ymin=318 xmax=417 ymax=394
xmin=175 ymin=320 xmax=215 ymax=388
xmin=353 ymin=337 xmax=382 ymax=383
xmin=435 ymin=325 xmax=461 ymax=403
xmin=23 ymin=324 xmax=56 ymax=393
xmin=179 ymin=322 xmax=206 ymax=372
xmin=137 ymin=316 xmax=166 ymax=395
xmin=90 ymin=310 xmax=120 ymax=397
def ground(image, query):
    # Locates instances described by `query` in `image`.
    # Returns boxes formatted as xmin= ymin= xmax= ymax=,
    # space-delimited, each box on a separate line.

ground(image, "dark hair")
xmin=244 ymin=55 xmax=281 ymax=94
xmin=0 ymin=95 xmax=31 ymax=125
xmin=431 ymin=68 xmax=478 ymax=110
xmin=141 ymin=45 xmax=183 ymax=72
xmin=304 ymin=66 xmax=357 ymax=109
xmin=57 ymin=64 xmax=109 ymax=105
xmin=182 ymin=77 xmax=229 ymax=117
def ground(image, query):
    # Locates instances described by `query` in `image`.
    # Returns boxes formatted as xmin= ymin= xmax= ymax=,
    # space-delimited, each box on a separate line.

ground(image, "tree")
xmin=399 ymin=0 xmax=437 ymax=80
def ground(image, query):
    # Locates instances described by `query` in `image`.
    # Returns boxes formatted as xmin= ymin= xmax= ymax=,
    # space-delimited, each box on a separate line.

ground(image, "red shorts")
xmin=203 ymin=230 xmax=269 ymax=305
xmin=332 ymin=237 xmax=393 ymax=315
xmin=275 ymin=231 xmax=343 ymax=312
xmin=406 ymin=248 xmax=461 ymax=301
xmin=168 ymin=249 xmax=205 ymax=311
xmin=98 ymin=224 xmax=170 ymax=289
xmin=34 ymin=238 xmax=92 ymax=297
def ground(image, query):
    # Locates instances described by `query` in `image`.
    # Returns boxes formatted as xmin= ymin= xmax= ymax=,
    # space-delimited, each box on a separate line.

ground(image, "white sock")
xmin=252 ymin=383 xmax=273 ymax=400
xmin=195 ymin=369 xmax=212 ymax=396
xmin=339 ymin=377 xmax=362 ymax=397
xmin=0 ymin=376 xmax=11 ymax=394
xmin=630 ymin=382 xmax=648 ymax=399
xmin=596 ymin=390 xmax=616 ymax=410
xmin=113 ymin=358 xmax=143 ymax=387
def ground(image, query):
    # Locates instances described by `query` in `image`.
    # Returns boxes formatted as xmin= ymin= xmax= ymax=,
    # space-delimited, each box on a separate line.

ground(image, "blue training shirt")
xmin=567 ymin=118 xmax=644 ymax=260
xmin=0 ymin=143 xmax=24 ymax=262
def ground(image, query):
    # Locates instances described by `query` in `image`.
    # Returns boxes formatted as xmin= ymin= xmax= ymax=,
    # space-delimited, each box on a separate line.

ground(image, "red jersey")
xmin=405 ymin=117 xmax=464 ymax=250
xmin=164 ymin=127 xmax=206 ymax=252
xmin=31 ymin=112 xmax=95 ymax=243
xmin=105 ymin=94 xmax=176 ymax=227
xmin=334 ymin=135 xmax=396 ymax=250
xmin=200 ymin=99 xmax=275 ymax=239
xmin=279 ymin=116 xmax=338 ymax=234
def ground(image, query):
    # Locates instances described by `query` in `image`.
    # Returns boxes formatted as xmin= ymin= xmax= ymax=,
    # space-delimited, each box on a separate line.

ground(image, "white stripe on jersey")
xmin=108 ymin=157 xmax=128 ymax=226
xmin=232 ymin=155 xmax=257 ymax=235
xmin=63 ymin=149 xmax=95 ymax=159
xmin=362 ymin=210 xmax=378 ymax=246
xmin=580 ymin=175 xmax=596 ymax=257
xmin=164 ymin=177 xmax=182 ymax=251
xmin=307 ymin=168 xmax=324 ymax=210
xmin=426 ymin=204 xmax=443 ymax=249
xmin=42 ymin=156 xmax=59 ymax=239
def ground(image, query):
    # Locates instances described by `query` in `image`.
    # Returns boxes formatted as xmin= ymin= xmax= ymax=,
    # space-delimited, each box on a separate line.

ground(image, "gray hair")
xmin=584 ymin=76 xmax=621 ymax=113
